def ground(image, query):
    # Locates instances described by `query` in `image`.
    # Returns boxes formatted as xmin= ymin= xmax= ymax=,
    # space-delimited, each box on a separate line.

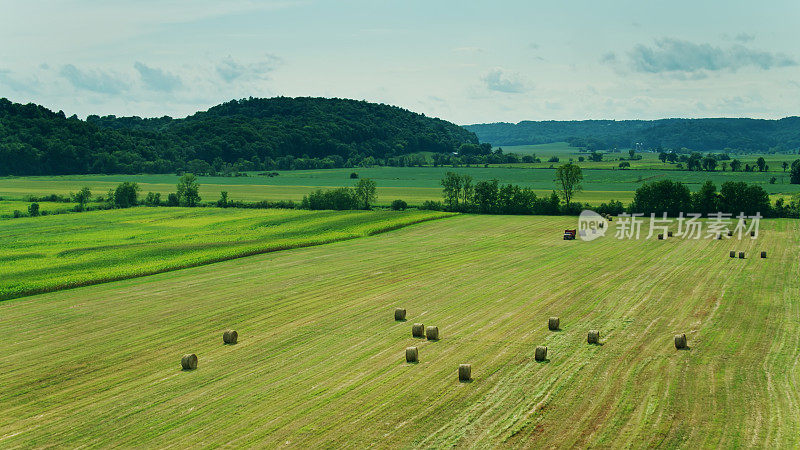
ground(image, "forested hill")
xmin=0 ymin=97 xmax=479 ymax=175
xmin=465 ymin=118 xmax=800 ymax=152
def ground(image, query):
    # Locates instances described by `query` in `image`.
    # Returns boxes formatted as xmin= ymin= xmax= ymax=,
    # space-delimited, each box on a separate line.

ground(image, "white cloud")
xmin=59 ymin=64 xmax=129 ymax=94
xmin=482 ymin=68 xmax=528 ymax=94
xmin=628 ymin=38 xmax=796 ymax=73
xmin=134 ymin=62 xmax=183 ymax=92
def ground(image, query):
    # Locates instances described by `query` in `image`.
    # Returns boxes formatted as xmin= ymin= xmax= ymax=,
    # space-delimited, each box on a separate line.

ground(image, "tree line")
xmin=0 ymin=97 xmax=479 ymax=176
xmin=428 ymin=165 xmax=798 ymax=218
xmin=465 ymin=117 xmax=800 ymax=152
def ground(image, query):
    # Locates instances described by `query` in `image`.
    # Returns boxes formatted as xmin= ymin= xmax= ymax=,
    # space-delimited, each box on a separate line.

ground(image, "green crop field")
xmin=1 ymin=213 xmax=797 ymax=447
xmin=0 ymin=200 xmax=104 ymax=218
xmin=1 ymin=161 xmax=796 ymax=209
xmin=0 ymin=207 xmax=451 ymax=300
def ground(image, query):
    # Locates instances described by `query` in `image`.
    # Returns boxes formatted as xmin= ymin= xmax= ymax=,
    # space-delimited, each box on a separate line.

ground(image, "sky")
xmin=1 ymin=0 xmax=799 ymax=124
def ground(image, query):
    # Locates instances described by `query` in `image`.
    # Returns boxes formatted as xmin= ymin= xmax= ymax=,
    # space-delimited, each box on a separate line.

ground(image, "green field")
xmin=0 ymin=207 xmax=450 ymax=300
xmin=501 ymin=143 xmax=799 ymax=172
xmin=0 ymin=200 xmax=104 ymax=218
xmin=1 ymin=162 xmax=796 ymax=209
xmin=1 ymin=213 xmax=797 ymax=446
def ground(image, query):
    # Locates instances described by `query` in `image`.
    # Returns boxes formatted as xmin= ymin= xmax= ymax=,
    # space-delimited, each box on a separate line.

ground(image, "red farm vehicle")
xmin=563 ymin=229 xmax=577 ymax=240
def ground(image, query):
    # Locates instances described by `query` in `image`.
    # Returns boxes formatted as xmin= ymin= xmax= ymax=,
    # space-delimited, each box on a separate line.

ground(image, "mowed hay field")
xmin=1 ymin=215 xmax=798 ymax=447
xmin=0 ymin=207 xmax=451 ymax=300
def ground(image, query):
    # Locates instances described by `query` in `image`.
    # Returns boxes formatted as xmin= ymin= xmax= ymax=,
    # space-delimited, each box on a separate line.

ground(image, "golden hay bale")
xmin=729 ymin=251 xmax=735 ymax=258
xmin=458 ymin=364 xmax=471 ymax=381
xmin=406 ymin=347 xmax=418 ymax=363
xmin=668 ymin=231 xmax=673 ymax=237
xmin=739 ymin=251 xmax=745 ymax=259
xmin=395 ymin=308 xmax=406 ymax=321
xmin=181 ymin=354 xmax=198 ymax=371
xmin=761 ymin=251 xmax=767 ymax=258
xmin=588 ymin=330 xmax=600 ymax=344
xmin=425 ymin=326 xmax=439 ymax=340
xmin=674 ymin=334 xmax=687 ymax=349
xmin=412 ymin=323 xmax=425 ymax=338
xmin=548 ymin=317 xmax=560 ymax=331
xmin=223 ymin=329 xmax=238 ymax=345
xmin=535 ymin=346 xmax=548 ymax=361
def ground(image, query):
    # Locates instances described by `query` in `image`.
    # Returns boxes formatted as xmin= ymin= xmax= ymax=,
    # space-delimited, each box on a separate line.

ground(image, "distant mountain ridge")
xmin=464 ymin=117 xmax=800 ymax=152
xmin=0 ymin=96 xmax=479 ymax=175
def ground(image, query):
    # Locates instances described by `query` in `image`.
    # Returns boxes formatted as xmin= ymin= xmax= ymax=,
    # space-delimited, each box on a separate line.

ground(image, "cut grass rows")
xmin=0 ymin=215 xmax=797 ymax=447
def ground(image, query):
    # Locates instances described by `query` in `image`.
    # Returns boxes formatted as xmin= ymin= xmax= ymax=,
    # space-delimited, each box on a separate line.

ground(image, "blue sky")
xmin=1 ymin=0 xmax=798 ymax=124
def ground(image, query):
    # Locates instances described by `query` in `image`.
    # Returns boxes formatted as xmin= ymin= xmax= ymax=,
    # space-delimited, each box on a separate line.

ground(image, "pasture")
xmin=1 ymin=214 xmax=797 ymax=447
xmin=0 ymin=207 xmax=450 ymax=300
xmin=0 ymin=160 xmax=796 ymax=209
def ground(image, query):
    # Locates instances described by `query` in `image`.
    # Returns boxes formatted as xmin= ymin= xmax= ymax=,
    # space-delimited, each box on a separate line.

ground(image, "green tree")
xmin=28 ymin=202 xmax=40 ymax=217
xmin=113 ymin=182 xmax=139 ymax=208
xmin=631 ymin=180 xmax=692 ymax=216
xmin=166 ymin=193 xmax=180 ymax=206
xmin=782 ymin=161 xmax=789 ymax=172
xmin=441 ymin=172 xmax=463 ymax=210
xmin=217 ymin=191 xmax=229 ymax=207
xmin=473 ymin=179 xmax=499 ymax=213
xmin=72 ymin=187 xmax=92 ymax=209
xmin=390 ymin=199 xmax=407 ymax=211
xmin=354 ymin=178 xmax=377 ymax=210
xmin=461 ymin=174 xmax=474 ymax=207
xmin=176 ymin=174 xmax=201 ymax=207
xmin=756 ymin=157 xmax=767 ymax=172
xmin=144 ymin=192 xmax=161 ymax=206
xmin=730 ymin=159 xmax=742 ymax=172
xmin=692 ymin=180 xmax=719 ymax=215
xmin=702 ymin=156 xmax=717 ymax=171
xmin=791 ymin=160 xmax=800 ymax=184
xmin=719 ymin=182 xmax=771 ymax=215
xmin=554 ymin=163 xmax=583 ymax=206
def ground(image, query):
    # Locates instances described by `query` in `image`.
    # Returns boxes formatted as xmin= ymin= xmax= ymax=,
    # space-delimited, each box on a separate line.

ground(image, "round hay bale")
xmin=181 ymin=354 xmax=198 ymax=371
xmin=406 ymin=346 xmax=418 ymax=363
xmin=535 ymin=346 xmax=548 ymax=361
xmin=425 ymin=326 xmax=439 ymax=340
xmin=411 ymin=323 xmax=425 ymax=338
xmin=588 ymin=330 xmax=600 ymax=344
xmin=548 ymin=317 xmax=560 ymax=331
xmin=394 ymin=308 xmax=406 ymax=321
xmin=729 ymin=251 xmax=735 ymax=258
xmin=458 ymin=364 xmax=471 ymax=381
xmin=223 ymin=329 xmax=238 ymax=345
xmin=761 ymin=251 xmax=767 ymax=258
xmin=739 ymin=251 xmax=745 ymax=259
xmin=668 ymin=231 xmax=673 ymax=237
xmin=674 ymin=334 xmax=687 ymax=350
